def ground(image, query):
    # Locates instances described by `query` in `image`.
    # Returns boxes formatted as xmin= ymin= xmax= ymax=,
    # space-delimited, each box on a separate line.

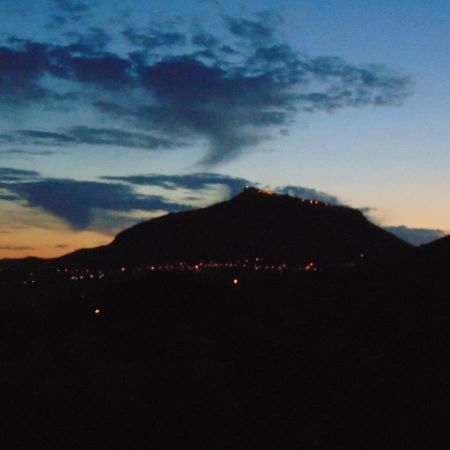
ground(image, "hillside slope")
xmin=56 ymin=187 xmax=411 ymax=268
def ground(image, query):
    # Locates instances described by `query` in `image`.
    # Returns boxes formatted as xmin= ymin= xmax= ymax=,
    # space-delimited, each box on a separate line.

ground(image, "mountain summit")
xmin=56 ymin=187 xmax=411 ymax=268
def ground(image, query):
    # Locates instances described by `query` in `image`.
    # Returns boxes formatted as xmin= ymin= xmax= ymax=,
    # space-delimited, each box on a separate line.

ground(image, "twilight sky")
xmin=0 ymin=0 xmax=449 ymax=258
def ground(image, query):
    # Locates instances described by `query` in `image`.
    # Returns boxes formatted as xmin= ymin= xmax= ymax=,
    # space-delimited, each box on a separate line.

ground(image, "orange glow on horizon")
xmin=0 ymin=225 xmax=113 ymax=259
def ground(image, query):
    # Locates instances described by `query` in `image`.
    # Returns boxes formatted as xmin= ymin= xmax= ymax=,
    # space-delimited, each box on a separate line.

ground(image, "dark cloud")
xmin=1 ymin=167 xmax=352 ymax=232
xmin=0 ymin=127 xmax=179 ymax=150
xmin=7 ymin=167 xmax=440 ymax=245
xmin=49 ymin=0 xmax=89 ymax=25
xmin=0 ymin=149 xmax=55 ymax=156
xmin=0 ymin=41 xmax=51 ymax=104
xmin=1 ymin=167 xmax=192 ymax=230
xmin=0 ymin=167 xmax=41 ymax=182
xmin=52 ymin=0 xmax=89 ymax=15
xmin=61 ymin=28 xmax=111 ymax=51
xmin=123 ymin=28 xmax=186 ymax=50
xmin=0 ymin=193 xmax=20 ymax=201
xmin=384 ymin=226 xmax=447 ymax=246
xmin=192 ymin=32 xmax=219 ymax=49
xmin=0 ymin=245 xmax=34 ymax=250
xmin=102 ymin=172 xmax=252 ymax=197
xmin=6 ymin=179 xmax=188 ymax=229
xmin=225 ymin=15 xmax=276 ymax=43
xmin=55 ymin=244 xmax=69 ymax=248
xmin=0 ymin=130 xmax=76 ymax=146
xmin=49 ymin=50 xmax=132 ymax=86
xmin=275 ymin=185 xmax=341 ymax=205
xmin=359 ymin=206 xmax=377 ymax=214
xmin=64 ymin=126 xmax=179 ymax=149
xmin=0 ymin=14 xmax=410 ymax=164
xmin=102 ymin=172 xmax=348 ymax=206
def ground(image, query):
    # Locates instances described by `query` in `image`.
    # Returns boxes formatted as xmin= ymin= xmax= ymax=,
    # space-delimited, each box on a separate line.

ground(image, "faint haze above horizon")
xmin=0 ymin=0 xmax=449 ymax=257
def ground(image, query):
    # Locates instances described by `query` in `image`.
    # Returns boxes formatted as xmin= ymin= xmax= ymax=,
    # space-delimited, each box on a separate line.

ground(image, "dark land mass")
xmin=1 ymin=187 xmax=412 ymax=270
xmin=1 ymin=190 xmax=449 ymax=449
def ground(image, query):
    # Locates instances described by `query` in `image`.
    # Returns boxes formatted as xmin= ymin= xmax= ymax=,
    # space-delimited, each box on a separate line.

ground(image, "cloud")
xmin=49 ymin=49 xmax=132 ymax=87
xmin=102 ymin=172 xmax=252 ymax=196
xmin=123 ymin=28 xmax=186 ymax=50
xmin=0 ymin=193 xmax=20 ymax=201
xmin=61 ymin=28 xmax=110 ymax=51
xmin=192 ymin=32 xmax=219 ymax=49
xmin=106 ymin=171 xmax=350 ymax=207
xmin=0 ymin=167 xmax=41 ymax=182
xmin=0 ymin=13 xmax=410 ymax=165
xmin=0 ymin=127 xmax=180 ymax=150
xmin=102 ymin=171 xmax=350 ymax=205
xmin=7 ymin=167 xmax=441 ymax=246
xmin=0 ymin=41 xmax=51 ymax=105
xmin=1 ymin=167 xmax=350 ymax=232
xmin=102 ymin=172 xmax=346 ymax=206
xmin=0 ymin=149 xmax=55 ymax=156
xmin=0 ymin=130 xmax=76 ymax=146
xmin=0 ymin=245 xmax=34 ymax=250
xmin=384 ymin=226 xmax=447 ymax=246
xmin=52 ymin=0 xmax=89 ymax=16
xmin=55 ymin=244 xmax=69 ymax=248
xmin=6 ymin=179 xmax=188 ymax=229
xmin=49 ymin=0 xmax=89 ymax=25
xmin=225 ymin=15 xmax=277 ymax=43
xmin=65 ymin=126 xmax=179 ymax=149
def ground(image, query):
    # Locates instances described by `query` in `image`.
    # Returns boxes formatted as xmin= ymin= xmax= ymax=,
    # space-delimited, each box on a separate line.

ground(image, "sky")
xmin=0 ymin=0 xmax=449 ymax=258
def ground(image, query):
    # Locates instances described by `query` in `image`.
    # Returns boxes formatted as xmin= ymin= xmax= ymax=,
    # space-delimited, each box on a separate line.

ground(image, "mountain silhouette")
xmin=398 ymin=234 xmax=450 ymax=275
xmin=417 ymin=235 xmax=450 ymax=261
xmin=1 ymin=190 xmax=449 ymax=450
xmin=53 ymin=187 xmax=411 ymax=268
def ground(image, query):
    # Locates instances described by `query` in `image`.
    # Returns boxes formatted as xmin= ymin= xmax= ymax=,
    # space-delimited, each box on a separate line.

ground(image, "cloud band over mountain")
xmin=1 ymin=167 xmax=445 ymax=245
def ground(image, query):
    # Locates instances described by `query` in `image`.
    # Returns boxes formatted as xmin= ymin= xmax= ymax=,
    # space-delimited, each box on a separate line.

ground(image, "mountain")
xmin=418 ymin=235 xmax=450 ymax=260
xmin=406 ymin=235 xmax=450 ymax=274
xmin=52 ymin=187 xmax=411 ymax=268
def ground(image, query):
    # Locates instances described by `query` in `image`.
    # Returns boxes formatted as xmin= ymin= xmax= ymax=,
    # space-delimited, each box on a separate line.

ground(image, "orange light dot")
xmin=233 ymin=278 xmax=239 ymax=285
xmin=94 ymin=308 xmax=101 ymax=315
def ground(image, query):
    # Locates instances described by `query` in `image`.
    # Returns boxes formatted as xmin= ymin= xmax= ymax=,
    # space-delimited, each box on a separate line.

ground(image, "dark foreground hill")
xmin=417 ymin=235 xmax=450 ymax=264
xmin=54 ymin=187 xmax=410 ymax=268
xmin=379 ymin=234 xmax=450 ymax=280
xmin=2 ymin=264 xmax=450 ymax=449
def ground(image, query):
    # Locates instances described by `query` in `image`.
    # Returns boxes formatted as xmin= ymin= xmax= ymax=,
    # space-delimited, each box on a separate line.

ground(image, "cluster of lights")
xmin=18 ymin=259 xmax=324 ymax=284
xmin=249 ymin=186 xmax=331 ymax=207
xmin=22 ymin=272 xmax=37 ymax=285
xmin=16 ymin=253 xmax=378 ymax=285
xmin=138 ymin=259 xmax=317 ymax=274
xmin=256 ymin=189 xmax=274 ymax=196
xmin=67 ymin=268 xmax=106 ymax=281
xmin=300 ymin=198 xmax=330 ymax=207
